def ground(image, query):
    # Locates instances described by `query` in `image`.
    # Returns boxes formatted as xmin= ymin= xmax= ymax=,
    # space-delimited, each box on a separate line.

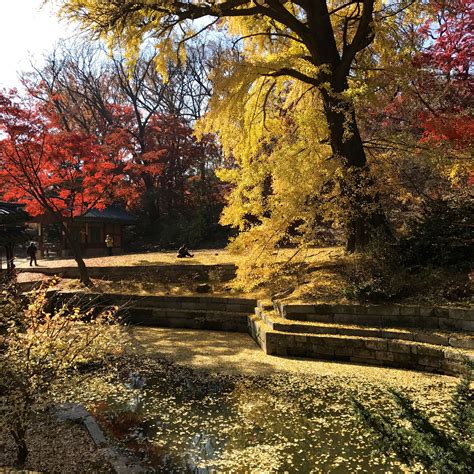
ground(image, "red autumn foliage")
xmin=369 ymin=0 xmax=473 ymax=149
xmin=0 ymin=89 xmax=125 ymax=218
xmin=414 ymin=0 xmax=474 ymax=146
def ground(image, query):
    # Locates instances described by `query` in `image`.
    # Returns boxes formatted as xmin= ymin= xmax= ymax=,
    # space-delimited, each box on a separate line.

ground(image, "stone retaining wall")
xmin=249 ymin=314 xmax=473 ymax=377
xmin=276 ymin=302 xmax=474 ymax=331
xmin=126 ymin=307 xmax=250 ymax=333
xmin=45 ymin=291 xmax=473 ymax=376
xmin=49 ymin=291 xmax=256 ymax=334
xmin=55 ymin=291 xmax=257 ymax=313
xmin=25 ymin=264 xmax=237 ymax=282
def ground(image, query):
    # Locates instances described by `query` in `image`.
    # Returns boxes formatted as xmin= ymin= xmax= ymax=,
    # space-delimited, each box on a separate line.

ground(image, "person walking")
xmin=105 ymin=234 xmax=114 ymax=256
xmin=26 ymin=242 xmax=38 ymax=267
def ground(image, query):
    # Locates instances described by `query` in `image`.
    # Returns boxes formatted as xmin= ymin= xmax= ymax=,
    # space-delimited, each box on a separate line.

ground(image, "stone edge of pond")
xmin=55 ymin=403 xmax=146 ymax=474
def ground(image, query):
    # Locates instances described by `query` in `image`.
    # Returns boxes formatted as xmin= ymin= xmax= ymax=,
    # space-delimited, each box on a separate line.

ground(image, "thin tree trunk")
xmin=11 ymin=427 xmax=28 ymax=468
xmin=61 ymin=223 xmax=91 ymax=285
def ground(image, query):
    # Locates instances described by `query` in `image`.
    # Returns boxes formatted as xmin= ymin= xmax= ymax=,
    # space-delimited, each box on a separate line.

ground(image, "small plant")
xmin=0 ymin=281 xmax=128 ymax=467
xmin=353 ymin=364 xmax=474 ymax=473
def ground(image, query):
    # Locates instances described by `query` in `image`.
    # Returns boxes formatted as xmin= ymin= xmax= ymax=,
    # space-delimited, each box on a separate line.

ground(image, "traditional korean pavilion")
xmin=31 ymin=206 xmax=137 ymax=257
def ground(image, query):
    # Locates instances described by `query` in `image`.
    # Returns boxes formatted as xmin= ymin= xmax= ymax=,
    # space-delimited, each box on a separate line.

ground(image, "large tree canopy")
xmin=48 ymin=1 xmax=471 ymax=262
xmin=51 ymin=0 xmax=424 ymax=251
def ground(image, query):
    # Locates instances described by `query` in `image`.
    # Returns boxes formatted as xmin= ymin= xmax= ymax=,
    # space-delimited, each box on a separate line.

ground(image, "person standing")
xmin=105 ymin=234 xmax=114 ymax=256
xmin=26 ymin=242 xmax=38 ymax=267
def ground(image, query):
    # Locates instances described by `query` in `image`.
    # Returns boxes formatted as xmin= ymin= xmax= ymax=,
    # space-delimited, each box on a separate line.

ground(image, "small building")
xmin=31 ymin=206 xmax=137 ymax=257
xmin=0 ymin=201 xmax=29 ymax=272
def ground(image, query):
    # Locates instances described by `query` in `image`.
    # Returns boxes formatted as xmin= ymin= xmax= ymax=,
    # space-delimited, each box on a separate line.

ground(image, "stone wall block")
xmin=381 ymin=330 xmax=411 ymax=340
xmin=310 ymin=345 xmax=335 ymax=356
xmin=306 ymin=314 xmax=334 ymax=323
xmin=332 ymin=304 xmax=354 ymax=314
xmin=284 ymin=305 xmax=316 ymax=314
xmin=180 ymin=302 xmax=202 ymax=310
xmin=225 ymin=304 xmax=252 ymax=313
xmin=333 ymin=347 xmax=354 ymax=357
xmin=432 ymin=307 xmax=450 ymax=318
xmin=365 ymin=339 xmax=388 ymax=351
xmin=375 ymin=351 xmax=395 ymax=361
xmin=347 ymin=328 xmax=380 ymax=338
xmin=387 ymin=341 xmax=412 ymax=354
xmin=312 ymin=304 xmax=334 ymax=315
xmin=416 ymin=333 xmax=448 ymax=346
xmin=333 ymin=314 xmax=357 ymax=324
xmin=449 ymin=336 xmax=474 ymax=350
xmin=439 ymin=318 xmax=464 ymax=331
xmin=448 ymin=308 xmax=473 ymax=320
xmin=414 ymin=345 xmax=443 ymax=358
xmin=418 ymin=317 xmax=441 ymax=329
xmin=391 ymin=352 xmax=415 ymax=365
xmin=459 ymin=320 xmax=474 ymax=331
xmin=419 ymin=306 xmax=435 ymax=317
xmin=400 ymin=306 xmax=420 ymax=316
xmin=367 ymin=306 xmax=400 ymax=316
xmin=352 ymin=349 xmax=377 ymax=359
xmin=321 ymin=336 xmax=349 ymax=347
xmin=418 ymin=356 xmax=442 ymax=368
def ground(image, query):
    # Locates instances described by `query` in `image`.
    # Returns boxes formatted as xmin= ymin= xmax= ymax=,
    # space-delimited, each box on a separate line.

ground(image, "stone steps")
xmin=46 ymin=291 xmax=472 ymax=376
xmin=256 ymin=307 xmax=474 ymax=350
xmin=275 ymin=301 xmax=474 ymax=332
xmin=56 ymin=291 xmax=257 ymax=314
xmin=249 ymin=313 xmax=473 ymax=376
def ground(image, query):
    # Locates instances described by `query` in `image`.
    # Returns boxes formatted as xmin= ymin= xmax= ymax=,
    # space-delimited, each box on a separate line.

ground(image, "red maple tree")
xmin=0 ymin=90 xmax=126 ymax=283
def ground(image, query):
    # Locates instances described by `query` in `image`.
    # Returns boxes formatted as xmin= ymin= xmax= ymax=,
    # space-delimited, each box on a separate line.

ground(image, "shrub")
xmin=0 ymin=282 xmax=128 ymax=467
xmin=396 ymin=196 xmax=474 ymax=270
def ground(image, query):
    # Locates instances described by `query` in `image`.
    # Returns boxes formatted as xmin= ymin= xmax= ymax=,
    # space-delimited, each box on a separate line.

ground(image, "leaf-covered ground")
xmin=0 ymin=416 xmax=111 ymax=472
xmin=92 ymin=327 xmax=458 ymax=473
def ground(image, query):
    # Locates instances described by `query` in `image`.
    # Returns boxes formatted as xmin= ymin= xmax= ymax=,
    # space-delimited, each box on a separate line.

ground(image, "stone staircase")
xmin=249 ymin=301 xmax=474 ymax=376
xmin=49 ymin=291 xmax=473 ymax=376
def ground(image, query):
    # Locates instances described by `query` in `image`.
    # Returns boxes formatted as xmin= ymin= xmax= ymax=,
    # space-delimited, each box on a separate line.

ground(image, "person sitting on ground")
xmin=177 ymin=244 xmax=194 ymax=258
xmin=26 ymin=242 xmax=38 ymax=267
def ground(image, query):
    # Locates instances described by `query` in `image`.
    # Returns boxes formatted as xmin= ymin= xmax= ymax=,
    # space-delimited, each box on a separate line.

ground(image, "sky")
xmin=0 ymin=0 xmax=77 ymax=88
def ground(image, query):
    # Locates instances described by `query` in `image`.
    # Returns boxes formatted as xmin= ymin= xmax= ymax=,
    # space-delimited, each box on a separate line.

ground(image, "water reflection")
xmin=99 ymin=360 xmax=407 ymax=473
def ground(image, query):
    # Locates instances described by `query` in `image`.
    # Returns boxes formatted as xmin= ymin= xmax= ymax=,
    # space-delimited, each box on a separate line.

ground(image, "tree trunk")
xmin=321 ymin=90 xmax=388 ymax=251
xmin=61 ymin=223 xmax=91 ymax=285
xmin=11 ymin=428 xmax=28 ymax=468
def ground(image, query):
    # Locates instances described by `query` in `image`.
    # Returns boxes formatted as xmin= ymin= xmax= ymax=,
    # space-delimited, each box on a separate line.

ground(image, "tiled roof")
xmin=0 ymin=202 xmax=29 ymax=224
xmin=79 ymin=205 xmax=137 ymax=223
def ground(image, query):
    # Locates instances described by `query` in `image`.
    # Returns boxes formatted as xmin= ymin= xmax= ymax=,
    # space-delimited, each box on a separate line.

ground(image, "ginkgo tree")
xmin=50 ymin=0 xmax=422 ymax=251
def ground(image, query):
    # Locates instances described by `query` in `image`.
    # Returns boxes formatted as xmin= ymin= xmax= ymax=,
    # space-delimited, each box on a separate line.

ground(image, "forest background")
xmin=0 ymin=0 xmax=472 ymax=295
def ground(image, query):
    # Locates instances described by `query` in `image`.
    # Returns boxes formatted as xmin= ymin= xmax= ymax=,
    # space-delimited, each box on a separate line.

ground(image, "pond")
xmin=93 ymin=356 xmax=452 ymax=473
